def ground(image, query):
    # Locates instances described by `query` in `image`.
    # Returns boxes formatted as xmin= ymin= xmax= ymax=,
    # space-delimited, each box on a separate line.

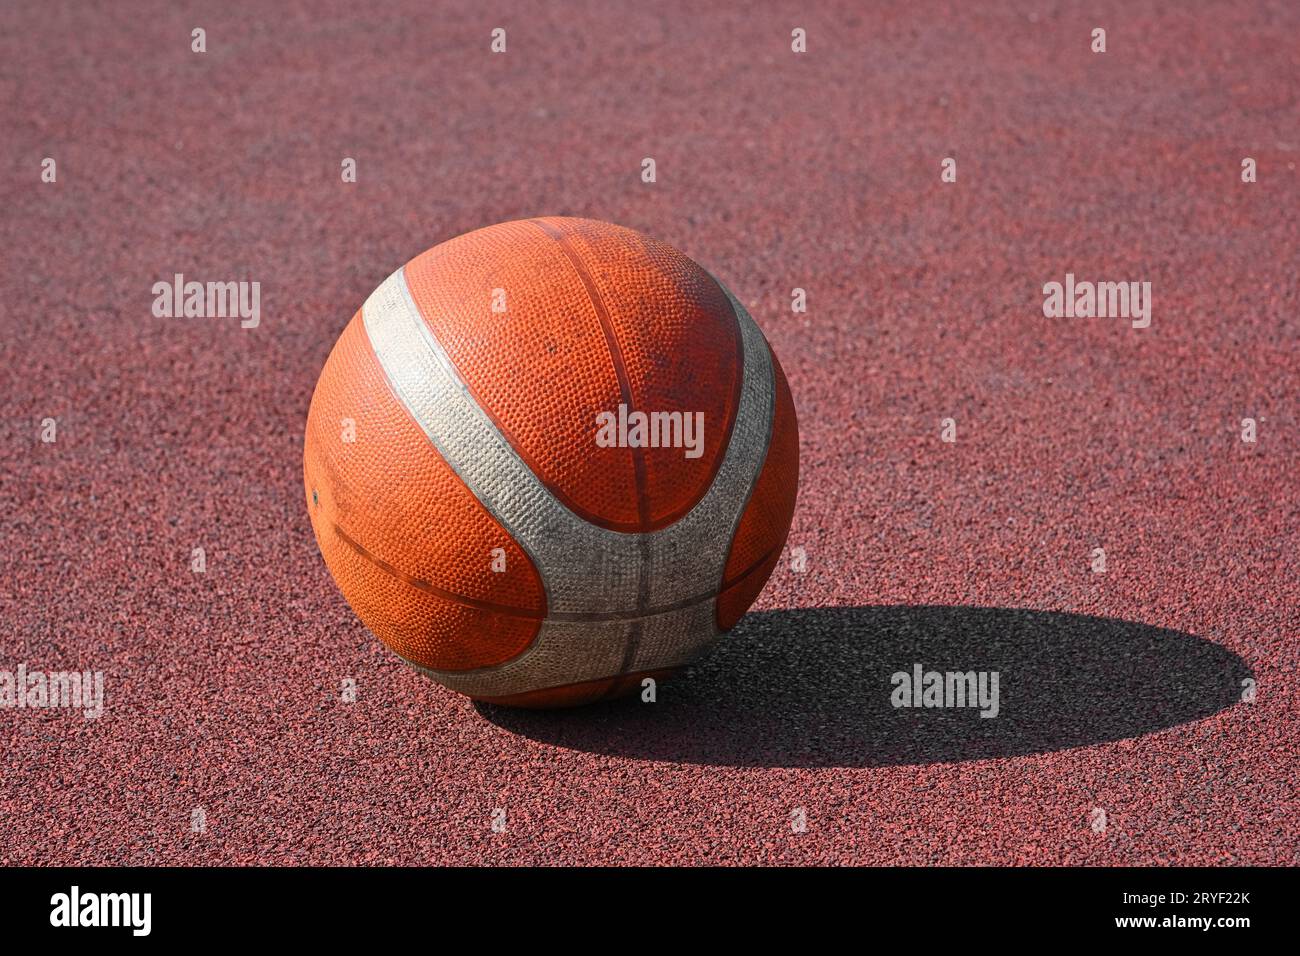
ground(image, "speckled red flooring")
xmin=1 ymin=0 xmax=1296 ymax=865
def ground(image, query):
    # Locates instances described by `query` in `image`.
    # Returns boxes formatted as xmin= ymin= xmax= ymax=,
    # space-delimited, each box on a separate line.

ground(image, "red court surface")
xmin=2 ymin=1 xmax=1296 ymax=865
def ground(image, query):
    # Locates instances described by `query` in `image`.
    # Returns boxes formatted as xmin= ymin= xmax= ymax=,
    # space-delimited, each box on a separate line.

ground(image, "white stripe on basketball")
xmin=409 ymin=600 xmax=723 ymax=698
xmin=362 ymin=265 xmax=639 ymax=616
xmin=645 ymin=283 xmax=774 ymax=610
xmin=362 ymin=266 xmax=776 ymax=697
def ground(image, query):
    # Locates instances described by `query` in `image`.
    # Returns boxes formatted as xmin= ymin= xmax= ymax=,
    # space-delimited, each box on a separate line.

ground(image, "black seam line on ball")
xmin=525 ymin=217 xmax=651 ymax=533
xmin=333 ymin=521 xmax=732 ymax=623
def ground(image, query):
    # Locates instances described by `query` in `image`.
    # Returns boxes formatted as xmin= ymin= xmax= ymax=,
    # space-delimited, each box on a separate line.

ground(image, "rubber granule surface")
xmin=1 ymin=0 xmax=1296 ymax=865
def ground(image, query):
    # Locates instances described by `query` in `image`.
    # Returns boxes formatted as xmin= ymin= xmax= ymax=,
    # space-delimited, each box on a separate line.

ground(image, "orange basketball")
xmin=304 ymin=217 xmax=798 ymax=707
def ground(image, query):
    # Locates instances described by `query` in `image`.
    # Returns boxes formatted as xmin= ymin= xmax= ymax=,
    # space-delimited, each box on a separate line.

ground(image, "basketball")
xmin=304 ymin=217 xmax=798 ymax=707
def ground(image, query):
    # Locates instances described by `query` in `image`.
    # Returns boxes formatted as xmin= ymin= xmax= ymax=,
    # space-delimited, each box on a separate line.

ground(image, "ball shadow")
xmin=476 ymin=605 xmax=1251 ymax=768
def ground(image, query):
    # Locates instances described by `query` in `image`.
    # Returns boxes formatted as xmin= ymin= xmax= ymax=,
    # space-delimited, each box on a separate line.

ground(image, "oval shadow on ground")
xmin=476 ymin=605 xmax=1252 ymax=768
